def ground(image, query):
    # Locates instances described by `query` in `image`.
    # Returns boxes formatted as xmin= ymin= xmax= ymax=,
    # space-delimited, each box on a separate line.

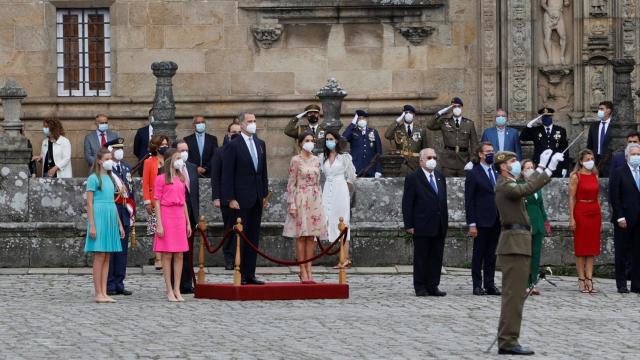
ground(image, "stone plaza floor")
xmin=0 ymin=267 xmax=638 ymax=360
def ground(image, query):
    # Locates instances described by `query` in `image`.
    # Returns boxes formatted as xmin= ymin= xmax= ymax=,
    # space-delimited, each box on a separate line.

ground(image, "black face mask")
xmin=308 ymin=115 xmax=319 ymax=124
xmin=158 ymin=146 xmax=169 ymax=155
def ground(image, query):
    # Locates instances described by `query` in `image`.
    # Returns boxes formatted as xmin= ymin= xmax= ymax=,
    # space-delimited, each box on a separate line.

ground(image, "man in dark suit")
xmin=586 ymin=101 xmax=614 ymax=177
xmin=520 ymin=107 xmax=570 ymax=177
xmin=481 ymin=108 xmax=522 ymax=159
xmin=133 ymin=108 xmax=154 ymax=176
xmin=184 ymin=115 xmax=218 ymax=178
xmin=342 ymin=109 xmax=383 ymax=177
xmin=221 ymin=113 xmax=269 ymax=285
xmin=465 ymin=142 xmax=501 ymax=296
xmin=84 ymin=114 xmax=119 ymax=168
xmin=609 ymin=143 xmax=640 ymax=293
xmin=212 ymin=122 xmax=243 ymax=270
xmin=107 ymin=138 xmax=134 ymax=296
xmin=402 ymin=148 xmax=448 ymax=297
xmin=173 ymin=140 xmax=200 ymax=294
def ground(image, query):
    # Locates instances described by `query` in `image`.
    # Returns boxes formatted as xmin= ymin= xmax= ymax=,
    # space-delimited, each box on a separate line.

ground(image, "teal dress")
xmin=84 ymin=174 xmax=122 ymax=253
xmin=519 ymin=179 xmax=548 ymax=287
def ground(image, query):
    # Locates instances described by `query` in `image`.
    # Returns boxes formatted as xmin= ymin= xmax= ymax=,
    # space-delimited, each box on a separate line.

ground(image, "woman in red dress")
xmin=568 ymin=149 xmax=602 ymax=293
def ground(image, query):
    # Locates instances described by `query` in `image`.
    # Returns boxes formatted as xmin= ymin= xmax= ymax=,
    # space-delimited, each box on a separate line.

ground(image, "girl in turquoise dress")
xmin=85 ymin=148 xmax=125 ymax=303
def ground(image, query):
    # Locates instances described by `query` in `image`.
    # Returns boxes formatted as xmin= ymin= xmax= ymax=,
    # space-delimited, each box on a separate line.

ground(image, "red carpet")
xmin=194 ymin=282 xmax=349 ymax=301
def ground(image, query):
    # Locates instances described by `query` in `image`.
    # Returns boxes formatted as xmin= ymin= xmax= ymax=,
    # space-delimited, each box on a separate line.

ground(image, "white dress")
xmin=320 ymin=153 xmax=356 ymax=241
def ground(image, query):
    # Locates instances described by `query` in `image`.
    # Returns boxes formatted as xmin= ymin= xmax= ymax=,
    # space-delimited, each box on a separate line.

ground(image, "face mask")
xmin=149 ymin=115 xmax=155 ymax=124
xmin=542 ymin=116 xmax=553 ymax=126
xmin=43 ymin=127 xmax=50 ymax=136
xmin=114 ymin=149 xmax=124 ymax=161
xmin=495 ymin=116 xmax=507 ymax=126
xmin=425 ymin=159 xmax=437 ymax=170
xmin=404 ymin=113 xmax=414 ymax=123
xmin=629 ymin=155 xmax=640 ymax=167
xmin=308 ymin=115 xmax=319 ymax=124
xmin=485 ymin=153 xmax=494 ymax=165
xmin=582 ymin=160 xmax=595 ymax=170
xmin=102 ymin=159 xmax=114 ymax=171
xmin=508 ymin=161 xmax=521 ymax=178
xmin=597 ymin=110 xmax=606 ymax=120
xmin=357 ymin=119 xmax=367 ymax=129
xmin=452 ymin=107 xmax=462 ymax=117
xmin=195 ymin=123 xmax=206 ymax=133
xmin=173 ymin=159 xmax=185 ymax=170
xmin=523 ymin=169 xmax=535 ymax=179
xmin=325 ymin=140 xmax=337 ymax=150
xmin=158 ymin=146 xmax=168 ymax=155
xmin=98 ymin=123 xmax=109 ymax=132
xmin=302 ymin=142 xmax=315 ymax=153
xmin=180 ymin=151 xmax=189 ymax=162
xmin=246 ymin=122 xmax=257 ymax=134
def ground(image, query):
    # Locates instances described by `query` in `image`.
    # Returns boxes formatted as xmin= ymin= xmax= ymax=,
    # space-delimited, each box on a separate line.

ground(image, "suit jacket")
xmin=402 ymin=169 xmax=448 ymax=238
xmin=464 ymin=164 xmax=499 ymax=228
xmin=142 ymin=156 xmax=160 ymax=204
xmin=519 ymin=179 xmax=548 ymax=236
xmin=519 ymin=124 xmax=569 ymax=176
xmin=133 ymin=125 xmax=152 ymax=160
xmin=112 ymin=161 xmax=134 ymax=227
xmin=608 ymin=152 xmax=626 ymax=189
xmin=586 ymin=120 xmax=613 ymax=176
xmin=609 ymin=164 xmax=640 ymax=228
xmin=481 ymin=127 xmax=522 ymax=160
xmin=40 ymin=136 xmax=73 ymax=178
xmin=84 ymin=130 xmax=119 ymax=167
xmin=184 ymin=132 xmax=218 ymax=177
xmin=184 ymin=161 xmax=200 ymax=226
xmin=211 ymin=144 xmax=226 ymax=202
xmin=342 ymin=124 xmax=383 ymax=176
xmin=221 ymin=135 xmax=269 ymax=209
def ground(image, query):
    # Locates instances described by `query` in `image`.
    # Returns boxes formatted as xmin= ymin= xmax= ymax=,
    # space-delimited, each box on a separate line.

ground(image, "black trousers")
xmin=107 ymin=225 xmax=130 ymax=292
xmin=629 ymin=222 xmax=640 ymax=292
xmin=171 ymin=203 xmax=196 ymax=291
xmin=239 ymin=201 xmax=263 ymax=279
xmin=471 ymin=222 xmax=500 ymax=289
xmin=220 ymin=206 xmax=236 ymax=266
xmin=413 ymin=234 xmax=445 ymax=292
xmin=613 ymin=224 xmax=632 ymax=290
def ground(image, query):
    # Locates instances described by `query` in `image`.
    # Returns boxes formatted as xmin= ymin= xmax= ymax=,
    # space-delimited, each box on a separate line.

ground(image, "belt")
xmin=400 ymin=151 xmax=420 ymax=158
xmin=445 ymin=146 xmax=468 ymax=152
xmin=578 ymin=199 xmax=596 ymax=203
xmin=502 ymin=224 xmax=531 ymax=231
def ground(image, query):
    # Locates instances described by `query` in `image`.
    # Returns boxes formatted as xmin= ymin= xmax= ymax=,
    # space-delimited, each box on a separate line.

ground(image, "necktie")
xmin=599 ymin=122 xmax=606 ymax=155
xmin=429 ymin=174 xmax=438 ymax=194
xmin=100 ymin=132 xmax=106 ymax=147
xmin=455 ymin=118 xmax=460 ymax=128
xmin=546 ymin=127 xmax=551 ymax=136
xmin=635 ymin=168 xmax=640 ymax=190
xmin=311 ymin=127 xmax=316 ymax=135
xmin=487 ymin=168 xmax=496 ymax=187
xmin=249 ymin=137 xmax=258 ymax=172
xmin=115 ymin=164 xmax=121 ymax=174
xmin=407 ymin=125 xmax=412 ymax=137
xmin=197 ymin=133 xmax=204 ymax=163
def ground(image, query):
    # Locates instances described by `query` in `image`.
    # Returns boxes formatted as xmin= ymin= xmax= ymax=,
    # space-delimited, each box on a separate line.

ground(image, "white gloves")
xmin=374 ymin=172 xmax=382 ymax=178
xmin=526 ymin=115 xmax=542 ymax=128
xmin=437 ymin=105 xmax=453 ymax=116
xmin=464 ymin=161 xmax=474 ymax=171
xmin=547 ymin=152 xmax=565 ymax=172
xmin=538 ymin=149 xmax=553 ymax=169
xmin=395 ymin=112 xmax=406 ymax=124
xmin=352 ymin=113 xmax=359 ymax=125
xmin=296 ymin=110 xmax=309 ymax=119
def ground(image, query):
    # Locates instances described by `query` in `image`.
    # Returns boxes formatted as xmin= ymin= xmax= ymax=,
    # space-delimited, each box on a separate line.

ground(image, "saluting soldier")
xmin=342 ymin=110 xmax=383 ymax=177
xmin=428 ymin=97 xmax=479 ymax=177
xmin=493 ymin=149 xmax=563 ymax=356
xmin=384 ymin=104 xmax=429 ymax=176
xmin=519 ymin=107 xmax=570 ymax=177
xmin=284 ymin=104 xmax=327 ymax=154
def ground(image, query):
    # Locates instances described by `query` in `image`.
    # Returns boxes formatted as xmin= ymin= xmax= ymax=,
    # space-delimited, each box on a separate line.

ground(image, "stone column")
xmin=610 ymin=58 xmax=637 ymax=153
xmin=151 ymin=61 xmax=178 ymax=144
xmin=316 ymin=78 xmax=347 ymax=133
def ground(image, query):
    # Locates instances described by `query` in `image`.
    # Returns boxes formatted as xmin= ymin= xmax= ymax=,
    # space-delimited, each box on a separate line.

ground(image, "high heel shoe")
xmin=578 ymin=278 xmax=588 ymax=293
xmin=586 ymin=278 xmax=597 ymax=293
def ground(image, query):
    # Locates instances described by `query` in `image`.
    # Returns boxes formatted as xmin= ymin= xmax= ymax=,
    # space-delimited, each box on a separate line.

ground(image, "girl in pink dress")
xmin=154 ymin=149 xmax=192 ymax=302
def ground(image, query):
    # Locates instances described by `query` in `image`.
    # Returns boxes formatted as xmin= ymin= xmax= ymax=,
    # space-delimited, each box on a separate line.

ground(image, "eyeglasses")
xmin=424 ymin=156 xmax=437 ymax=160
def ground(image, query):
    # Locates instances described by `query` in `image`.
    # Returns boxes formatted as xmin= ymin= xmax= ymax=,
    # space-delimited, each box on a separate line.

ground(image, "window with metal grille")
xmin=56 ymin=8 xmax=111 ymax=97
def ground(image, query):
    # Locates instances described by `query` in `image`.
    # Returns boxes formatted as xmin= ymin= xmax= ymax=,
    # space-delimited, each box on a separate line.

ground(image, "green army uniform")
xmin=284 ymin=105 xmax=328 ymax=155
xmin=494 ymin=162 xmax=550 ymax=350
xmin=384 ymin=121 xmax=428 ymax=176
xmin=519 ymin=180 xmax=548 ymax=288
xmin=426 ymin=114 xmax=478 ymax=177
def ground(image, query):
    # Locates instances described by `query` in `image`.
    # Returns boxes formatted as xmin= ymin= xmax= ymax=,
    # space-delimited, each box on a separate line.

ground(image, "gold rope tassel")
xmin=130 ymin=223 xmax=137 ymax=248
xmin=338 ymin=217 xmax=348 ymax=285
xmin=233 ymin=218 xmax=243 ymax=286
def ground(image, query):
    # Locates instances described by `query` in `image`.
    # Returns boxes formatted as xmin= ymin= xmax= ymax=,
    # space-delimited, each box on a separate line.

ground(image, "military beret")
xmin=104 ymin=137 xmax=125 ymax=148
xmin=355 ymin=109 xmax=369 ymax=117
xmin=304 ymin=104 xmax=321 ymax=113
xmin=403 ymin=104 xmax=416 ymax=113
xmin=451 ymin=97 xmax=464 ymax=106
xmin=493 ymin=151 xmax=517 ymax=169
xmin=537 ymin=107 xmax=555 ymax=115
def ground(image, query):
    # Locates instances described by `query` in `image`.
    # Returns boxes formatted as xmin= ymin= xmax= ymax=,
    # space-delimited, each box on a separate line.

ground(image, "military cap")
xmin=451 ymin=97 xmax=464 ymax=106
xmin=493 ymin=151 xmax=517 ymax=169
xmin=304 ymin=104 xmax=321 ymax=113
xmin=537 ymin=107 xmax=555 ymax=115
xmin=355 ymin=109 xmax=369 ymax=117
xmin=403 ymin=104 xmax=416 ymax=113
xmin=104 ymin=137 xmax=125 ymax=148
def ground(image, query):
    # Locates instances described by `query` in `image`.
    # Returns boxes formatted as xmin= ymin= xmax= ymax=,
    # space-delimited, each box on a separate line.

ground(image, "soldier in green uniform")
xmin=493 ymin=148 xmax=563 ymax=356
xmin=427 ymin=97 xmax=479 ymax=177
xmin=284 ymin=104 xmax=327 ymax=154
xmin=384 ymin=104 xmax=429 ymax=176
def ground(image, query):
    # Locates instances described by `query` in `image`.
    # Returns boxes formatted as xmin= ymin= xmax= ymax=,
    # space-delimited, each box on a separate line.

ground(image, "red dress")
xmin=573 ymin=173 xmax=601 ymax=256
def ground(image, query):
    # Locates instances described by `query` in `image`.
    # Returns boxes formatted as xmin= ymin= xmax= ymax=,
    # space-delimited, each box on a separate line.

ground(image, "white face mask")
xmin=180 ymin=151 xmax=189 ymax=162
xmin=357 ymin=119 xmax=367 ymax=129
xmin=523 ymin=168 xmax=535 ymax=179
xmin=245 ymin=122 xmax=257 ymax=134
xmin=149 ymin=115 xmax=155 ymax=124
xmin=113 ymin=149 xmax=124 ymax=161
xmin=302 ymin=142 xmax=315 ymax=153
xmin=174 ymin=159 xmax=185 ymax=170
xmin=582 ymin=160 xmax=595 ymax=170
xmin=98 ymin=123 xmax=109 ymax=132
xmin=404 ymin=113 xmax=414 ymax=123
xmin=597 ymin=110 xmax=606 ymax=120
xmin=102 ymin=159 xmax=114 ymax=171
xmin=452 ymin=107 xmax=462 ymax=117
xmin=425 ymin=159 xmax=437 ymax=170
xmin=43 ymin=127 xmax=50 ymax=136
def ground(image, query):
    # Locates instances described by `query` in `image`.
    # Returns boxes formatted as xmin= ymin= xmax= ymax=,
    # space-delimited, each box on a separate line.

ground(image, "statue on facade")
xmin=541 ymin=0 xmax=570 ymax=65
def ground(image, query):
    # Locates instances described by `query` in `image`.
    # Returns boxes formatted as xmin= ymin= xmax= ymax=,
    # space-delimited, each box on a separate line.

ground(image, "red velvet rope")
xmin=199 ymin=227 xmax=235 ymax=254
xmin=316 ymin=236 xmax=344 ymax=256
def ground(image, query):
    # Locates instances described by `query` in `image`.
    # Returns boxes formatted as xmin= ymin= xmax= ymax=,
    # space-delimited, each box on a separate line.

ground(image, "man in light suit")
xmin=221 ymin=113 xmax=269 ymax=285
xmin=184 ymin=115 xmax=218 ymax=178
xmin=481 ymin=109 xmax=522 ymax=160
xmin=586 ymin=101 xmax=614 ymax=177
xmin=133 ymin=108 xmax=154 ymax=176
xmin=402 ymin=148 xmax=448 ymax=297
xmin=84 ymin=114 xmax=119 ymax=168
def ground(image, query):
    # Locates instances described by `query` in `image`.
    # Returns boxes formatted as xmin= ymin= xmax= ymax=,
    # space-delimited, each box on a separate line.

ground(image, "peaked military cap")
xmin=304 ymin=104 xmax=321 ymax=113
xmin=493 ymin=151 xmax=517 ymax=169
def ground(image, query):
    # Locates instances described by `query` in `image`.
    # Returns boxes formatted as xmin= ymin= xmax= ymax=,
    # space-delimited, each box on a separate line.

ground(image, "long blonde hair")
xmin=162 ymin=148 xmax=185 ymax=185
xmin=571 ymin=149 xmax=598 ymax=177
xmin=90 ymin=148 xmax=113 ymax=190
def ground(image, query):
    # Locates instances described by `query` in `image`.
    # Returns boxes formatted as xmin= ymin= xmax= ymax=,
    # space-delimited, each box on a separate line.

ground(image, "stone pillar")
xmin=316 ymin=78 xmax=347 ymax=133
xmin=610 ymin=58 xmax=637 ymax=153
xmin=151 ymin=61 xmax=178 ymax=144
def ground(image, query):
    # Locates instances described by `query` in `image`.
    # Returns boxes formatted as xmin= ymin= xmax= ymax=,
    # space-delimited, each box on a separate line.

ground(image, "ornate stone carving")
xmin=507 ymin=0 xmax=532 ymax=121
xmin=151 ymin=61 xmax=178 ymax=144
xmin=589 ymin=0 xmax=608 ymax=17
xmin=394 ymin=24 xmax=435 ymax=46
xmin=610 ymin=59 xmax=637 ymax=153
xmin=582 ymin=23 xmax=614 ymax=62
xmin=250 ymin=24 xmax=283 ymax=49
xmin=0 ymin=79 xmax=28 ymax=137
xmin=539 ymin=65 xmax=573 ymax=84
xmin=622 ymin=0 xmax=637 ymax=59
xmin=541 ymin=0 xmax=570 ymax=65
xmin=480 ymin=0 xmax=498 ymax=124
xmin=316 ymin=78 xmax=347 ymax=133
xmin=590 ymin=65 xmax=607 ymax=110
xmin=0 ymin=79 xmax=31 ymax=171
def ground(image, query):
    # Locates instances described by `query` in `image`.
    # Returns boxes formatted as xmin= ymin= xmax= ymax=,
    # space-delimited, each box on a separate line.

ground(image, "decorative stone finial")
xmin=0 ymin=79 xmax=27 ymax=99
xmin=316 ymin=78 xmax=347 ymax=98
xmin=251 ymin=24 xmax=283 ymax=49
xmin=151 ymin=61 xmax=178 ymax=77
xmin=395 ymin=24 xmax=435 ymax=46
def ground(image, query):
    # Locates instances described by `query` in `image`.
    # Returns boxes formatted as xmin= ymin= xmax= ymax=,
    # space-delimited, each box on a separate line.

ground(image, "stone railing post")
xmin=151 ymin=61 xmax=178 ymax=144
xmin=610 ymin=58 xmax=636 ymax=154
xmin=316 ymin=78 xmax=347 ymax=133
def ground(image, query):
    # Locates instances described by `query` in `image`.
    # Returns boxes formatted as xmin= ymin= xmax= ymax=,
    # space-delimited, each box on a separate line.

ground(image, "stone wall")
xmin=0 ymin=174 xmax=615 ymax=268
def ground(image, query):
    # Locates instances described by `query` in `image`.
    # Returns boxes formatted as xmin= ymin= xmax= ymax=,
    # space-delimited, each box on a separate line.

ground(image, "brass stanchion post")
xmin=233 ymin=218 xmax=243 ymax=286
xmin=197 ymin=216 xmax=206 ymax=284
xmin=338 ymin=217 xmax=348 ymax=285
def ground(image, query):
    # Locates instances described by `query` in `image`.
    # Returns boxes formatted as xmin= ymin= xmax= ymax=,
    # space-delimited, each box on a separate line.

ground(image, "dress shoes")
xmin=415 ymin=289 xmax=428 ymax=297
xmin=498 ymin=345 xmax=534 ymax=355
xmin=117 ymin=289 xmax=133 ymax=296
xmin=426 ymin=288 xmax=446 ymax=297
xmin=106 ymin=290 xmax=117 ymax=296
xmin=224 ymin=264 xmax=235 ymax=270
xmin=630 ymin=288 xmax=640 ymax=294
xmin=242 ymin=277 xmax=266 ymax=285
xmin=180 ymin=287 xmax=194 ymax=295
xmin=485 ymin=286 xmax=501 ymax=296
xmin=618 ymin=287 xmax=630 ymax=294
xmin=473 ymin=287 xmax=485 ymax=296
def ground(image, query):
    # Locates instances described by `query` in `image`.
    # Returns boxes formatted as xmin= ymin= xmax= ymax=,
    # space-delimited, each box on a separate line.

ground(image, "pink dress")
xmin=283 ymin=155 xmax=328 ymax=239
xmin=153 ymin=174 xmax=189 ymax=253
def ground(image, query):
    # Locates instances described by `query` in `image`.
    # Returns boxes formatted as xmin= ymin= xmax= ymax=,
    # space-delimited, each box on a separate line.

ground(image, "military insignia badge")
xmin=368 ymin=132 xmax=375 ymax=142
xmin=538 ymin=132 xmax=543 ymax=139
xmin=126 ymin=173 xmax=132 ymax=183
xmin=553 ymin=131 xmax=561 ymax=140
xmin=318 ymin=130 xmax=325 ymax=139
xmin=412 ymin=132 xmax=421 ymax=141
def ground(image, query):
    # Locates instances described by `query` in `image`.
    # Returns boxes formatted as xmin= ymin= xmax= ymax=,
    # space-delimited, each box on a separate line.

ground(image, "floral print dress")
xmin=282 ymin=155 xmax=328 ymax=239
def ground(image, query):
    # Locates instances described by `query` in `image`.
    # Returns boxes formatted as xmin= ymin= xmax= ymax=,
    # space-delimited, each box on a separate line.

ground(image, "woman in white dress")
xmin=320 ymin=130 xmax=356 ymax=268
